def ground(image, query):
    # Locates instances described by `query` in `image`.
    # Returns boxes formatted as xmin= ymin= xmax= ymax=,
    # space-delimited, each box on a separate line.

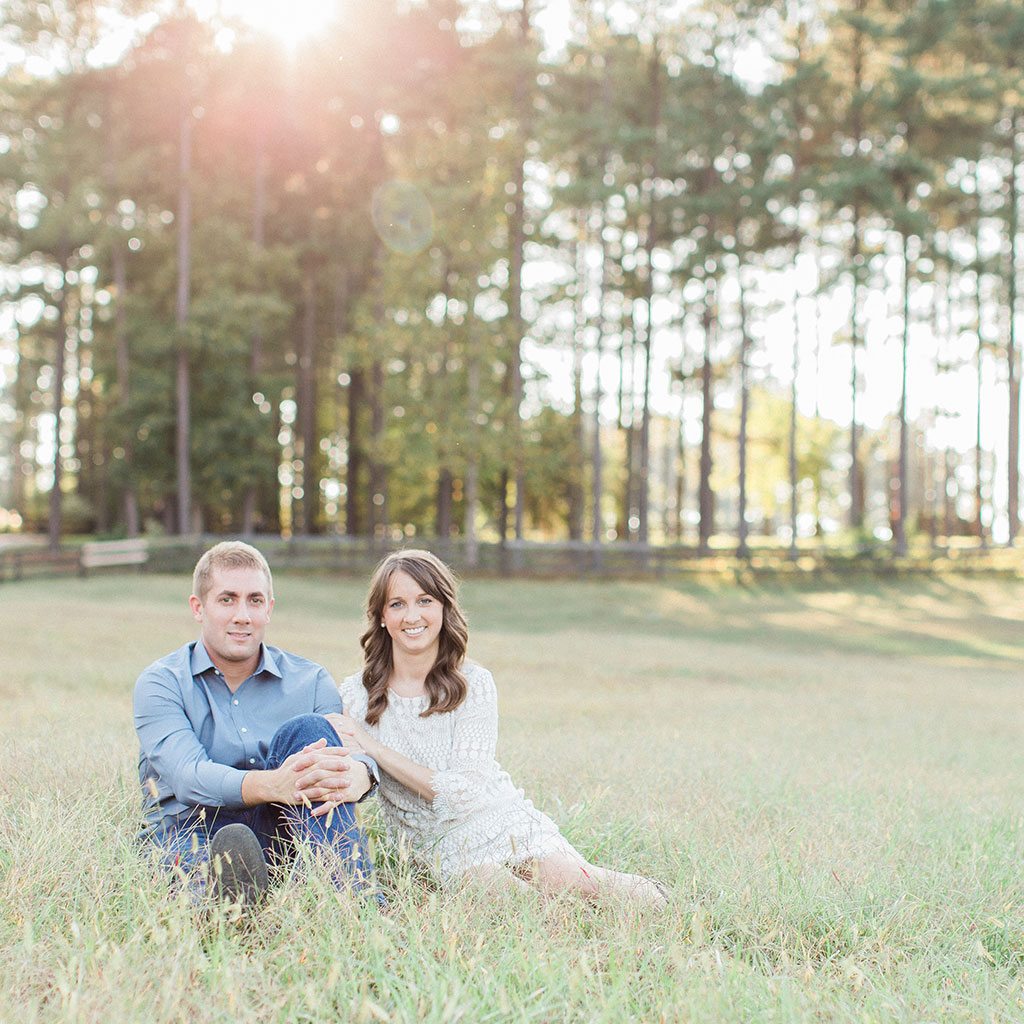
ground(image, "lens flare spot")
xmin=371 ymin=181 xmax=434 ymax=255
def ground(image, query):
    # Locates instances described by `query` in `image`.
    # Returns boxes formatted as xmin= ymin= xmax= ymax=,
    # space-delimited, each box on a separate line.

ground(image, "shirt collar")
xmin=258 ymin=645 xmax=283 ymax=679
xmin=189 ymin=641 xmax=282 ymax=680
xmin=190 ymin=641 xmax=216 ymax=677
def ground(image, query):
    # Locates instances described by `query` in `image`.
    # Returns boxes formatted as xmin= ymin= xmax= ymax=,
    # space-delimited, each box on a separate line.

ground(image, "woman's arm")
xmin=324 ymin=712 xmax=438 ymax=802
xmin=323 ymin=668 xmax=500 ymax=820
xmin=429 ymin=670 xmax=499 ymax=819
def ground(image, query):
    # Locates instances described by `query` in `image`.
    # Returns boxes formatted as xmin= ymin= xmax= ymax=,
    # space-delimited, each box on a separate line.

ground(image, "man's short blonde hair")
xmin=192 ymin=541 xmax=274 ymax=601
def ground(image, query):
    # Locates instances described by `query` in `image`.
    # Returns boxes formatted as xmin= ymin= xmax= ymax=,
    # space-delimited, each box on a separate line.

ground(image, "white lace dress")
xmin=339 ymin=662 xmax=578 ymax=883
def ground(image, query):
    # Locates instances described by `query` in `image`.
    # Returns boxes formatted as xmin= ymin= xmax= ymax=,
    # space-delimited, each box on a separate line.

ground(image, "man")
xmin=134 ymin=540 xmax=379 ymax=906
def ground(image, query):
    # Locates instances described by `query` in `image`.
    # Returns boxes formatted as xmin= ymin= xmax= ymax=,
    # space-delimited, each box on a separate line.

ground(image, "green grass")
xmin=3 ymin=572 xmax=1024 ymax=1022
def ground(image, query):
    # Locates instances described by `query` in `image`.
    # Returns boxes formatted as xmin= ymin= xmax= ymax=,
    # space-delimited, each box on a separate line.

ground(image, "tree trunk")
xmin=736 ymin=271 xmax=751 ymax=560
xmin=590 ymin=202 xmax=608 ymax=565
xmin=71 ymin=292 xmax=89 ymax=504
xmin=369 ymin=359 xmax=387 ymax=542
xmin=894 ymin=226 xmax=911 ymax=556
xmin=620 ymin=311 xmax=636 ymax=540
xmin=497 ymin=469 xmax=510 ymax=552
xmin=75 ymin=296 xmax=104 ymax=531
xmin=103 ymin=103 xmax=139 ymax=538
xmin=590 ymin=52 xmax=614 ymax=565
xmin=436 ymin=271 xmax=454 ymax=548
xmin=346 ymin=368 xmax=365 ymax=536
xmin=813 ymin=253 xmax=826 ymax=538
xmin=636 ymin=36 xmax=660 ymax=547
xmin=789 ymin=263 xmax=801 ymax=557
xmin=436 ymin=468 xmax=453 ymax=543
xmin=297 ymin=275 xmax=318 ymax=535
xmin=174 ymin=98 xmax=192 ymax=536
xmin=786 ymin=17 xmax=807 ymax=559
xmin=974 ymin=167 xmax=987 ymax=546
xmin=660 ymin=433 xmax=673 ymax=541
xmin=698 ymin=278 xmax=716 ymax=555
xmin=242 ymin=134 xmax=267 ymax=535
xmin=568 ymin=213 xmax=586 ymax=542
xmin=925 ymin=445 xmax=937 ymax=548
xmin=464 ymin=347 xmax=481 ymax=568
xmin=1006 ymin=109 xmax=1021 ymax=544
xmin=112 ymin=239 xmax=138 ymax=537
xmin=47 ymin=236 xmax=71 ymax=552
xmin=11 ymin=335 xmax=29 ymax=519
xmin=675 ymin=400 xmax=686 ymax=544
xmin=503 ymin=0 xmax=531 ymax=551
xmin=849 ymin=223 xmax=862 ymax=533
xmin=847 ymin=4 xmax=866 ymax=533
xmin=944 ymin=448 xmax=955 ymax=538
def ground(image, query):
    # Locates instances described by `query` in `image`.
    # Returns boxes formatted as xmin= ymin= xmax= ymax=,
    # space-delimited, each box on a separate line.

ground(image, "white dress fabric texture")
xmin=339 ymin=662 xmax=576 ymax=883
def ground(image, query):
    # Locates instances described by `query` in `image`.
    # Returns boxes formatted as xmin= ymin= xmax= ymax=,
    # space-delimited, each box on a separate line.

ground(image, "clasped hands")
xmin=283 ymin=737 xmax=368 ymax=817
xmin=259 ymin=713 xmax=376 ymax=818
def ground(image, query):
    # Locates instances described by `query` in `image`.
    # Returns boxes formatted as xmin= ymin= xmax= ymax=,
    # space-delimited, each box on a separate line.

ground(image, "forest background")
xmin=2 ymin=0 xmax=1024 ymax=565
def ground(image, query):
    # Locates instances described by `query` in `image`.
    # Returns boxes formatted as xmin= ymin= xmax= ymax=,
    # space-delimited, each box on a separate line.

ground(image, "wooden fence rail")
xmin=1 ymin=535 xmax=1021 ymax=584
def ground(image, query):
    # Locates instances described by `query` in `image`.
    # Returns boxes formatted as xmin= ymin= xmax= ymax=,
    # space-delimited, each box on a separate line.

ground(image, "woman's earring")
xmin=380 ymin=621 xmax=386 ymax=628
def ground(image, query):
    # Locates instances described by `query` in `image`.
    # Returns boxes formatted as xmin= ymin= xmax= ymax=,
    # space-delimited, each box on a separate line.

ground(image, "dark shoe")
xmin=209 ymin=824 xmax=269 ymax=908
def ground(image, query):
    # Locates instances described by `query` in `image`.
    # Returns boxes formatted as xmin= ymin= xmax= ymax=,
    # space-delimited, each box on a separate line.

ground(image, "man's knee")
xmin=267 ymin=713 xmax=342 ymax=763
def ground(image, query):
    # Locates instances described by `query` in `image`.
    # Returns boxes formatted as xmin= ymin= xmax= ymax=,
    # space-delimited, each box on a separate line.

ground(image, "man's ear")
xmin=267 ymin=597 xmax=275 ymax=621
xmin=189 ymin=594 xmax=203 ymax=622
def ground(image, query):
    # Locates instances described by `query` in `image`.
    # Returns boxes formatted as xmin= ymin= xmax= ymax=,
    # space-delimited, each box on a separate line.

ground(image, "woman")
xmin=326 ymin=549 xmax=667 ymax=905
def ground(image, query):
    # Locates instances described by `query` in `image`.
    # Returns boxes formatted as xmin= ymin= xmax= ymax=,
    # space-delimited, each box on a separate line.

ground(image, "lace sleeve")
xmin=431 ymin=666 xmax=500 ymax=821
xmin=338 ymin=672 xmax=367 ymax=722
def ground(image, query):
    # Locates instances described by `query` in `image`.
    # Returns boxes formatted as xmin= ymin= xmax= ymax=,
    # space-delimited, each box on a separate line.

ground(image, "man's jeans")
xmin=144 ymin=714 xmax=376 ymax=894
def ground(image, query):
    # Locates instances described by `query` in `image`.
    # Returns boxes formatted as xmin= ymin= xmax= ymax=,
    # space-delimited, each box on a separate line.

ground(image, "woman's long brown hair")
xmin=359 ymin=549 xmax=468 ymax=726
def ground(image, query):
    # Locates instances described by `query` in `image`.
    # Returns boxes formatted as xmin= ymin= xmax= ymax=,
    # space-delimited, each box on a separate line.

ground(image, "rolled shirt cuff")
xmin=205 ymin=764 xmax=248 ymax=809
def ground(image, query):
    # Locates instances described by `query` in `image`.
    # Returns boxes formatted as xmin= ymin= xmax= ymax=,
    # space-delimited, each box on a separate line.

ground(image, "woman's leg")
xmin=525 ymin=851 xmax=668 ymax=908
xmin=457 ymin=862 xmax=533 ymax=895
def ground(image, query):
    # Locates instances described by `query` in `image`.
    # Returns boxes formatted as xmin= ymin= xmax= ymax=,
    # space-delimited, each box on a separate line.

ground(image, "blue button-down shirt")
xmin=134 ymin=641 xmax=375 ymax=830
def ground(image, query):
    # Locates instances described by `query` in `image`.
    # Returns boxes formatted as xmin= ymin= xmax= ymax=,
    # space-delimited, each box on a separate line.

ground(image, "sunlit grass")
xmin=2 ymin=573 xmax=1024 ymax=1022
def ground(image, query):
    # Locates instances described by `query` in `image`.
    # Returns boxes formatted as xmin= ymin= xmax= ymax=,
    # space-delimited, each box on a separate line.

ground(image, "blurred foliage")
xmin=1 ymin=0 xmax=1021 ymax=548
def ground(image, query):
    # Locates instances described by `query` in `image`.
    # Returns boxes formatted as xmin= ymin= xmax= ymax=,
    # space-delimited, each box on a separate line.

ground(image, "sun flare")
xmin=219 ymin=0 xmax=339 ymax=48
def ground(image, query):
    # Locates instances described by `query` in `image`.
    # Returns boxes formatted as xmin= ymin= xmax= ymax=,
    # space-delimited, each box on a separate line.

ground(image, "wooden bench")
xmin=80 ymin=538 xmax=149 ymax=574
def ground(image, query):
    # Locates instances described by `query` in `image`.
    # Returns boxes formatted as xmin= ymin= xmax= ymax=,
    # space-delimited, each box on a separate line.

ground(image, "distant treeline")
xmin=1 ymin=0 xmax=1022 ymax=559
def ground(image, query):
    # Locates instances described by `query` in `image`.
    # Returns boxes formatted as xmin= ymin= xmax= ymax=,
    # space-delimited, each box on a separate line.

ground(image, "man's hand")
xmin=293 ymin=742 xmax=371 ymax=814
xmin=240 ymin=738 xmax=367 ymax=809
xmin=240 ymin=745 xmax=314 ymax=807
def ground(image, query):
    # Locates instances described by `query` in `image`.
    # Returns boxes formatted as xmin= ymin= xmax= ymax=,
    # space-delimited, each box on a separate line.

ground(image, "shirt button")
xmin=249 ymin=758 xmax=256 ymax=764
xmin=233 ymin=699 xmax=239 ymax=706
xmin=240 ymin=727 xmax=248 ymax=733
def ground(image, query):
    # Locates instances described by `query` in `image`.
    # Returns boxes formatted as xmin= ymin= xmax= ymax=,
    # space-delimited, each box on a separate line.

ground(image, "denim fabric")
xmin=144 ymin=714 xmax=375 ymax=892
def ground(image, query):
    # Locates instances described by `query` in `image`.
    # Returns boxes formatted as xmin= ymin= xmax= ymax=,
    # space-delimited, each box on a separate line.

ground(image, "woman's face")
xmin=381 ymin=569 xmax=444 ymax=660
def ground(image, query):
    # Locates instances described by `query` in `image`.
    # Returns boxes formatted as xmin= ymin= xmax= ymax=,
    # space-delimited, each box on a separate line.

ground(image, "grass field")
xmin=2 ymin=571 xmax=1024 ymax=1023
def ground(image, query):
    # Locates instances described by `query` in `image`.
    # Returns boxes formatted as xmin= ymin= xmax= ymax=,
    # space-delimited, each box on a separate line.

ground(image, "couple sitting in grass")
xmin=134 ymin=541 xmax=666 ymax=910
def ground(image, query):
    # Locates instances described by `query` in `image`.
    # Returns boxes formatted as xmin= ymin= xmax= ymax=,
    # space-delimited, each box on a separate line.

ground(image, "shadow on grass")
xmin=462 ymin=575 xmax=1024 ymax=667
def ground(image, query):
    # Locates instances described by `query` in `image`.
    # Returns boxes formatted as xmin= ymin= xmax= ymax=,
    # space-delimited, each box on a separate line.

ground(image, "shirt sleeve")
xmin=313 ymin=667 xmax=343 ymax=715
xmin=133 ymin=664 xmax=247 ymax=810
xmin=431 ymin=667 xmax=500 ymax=822
xmin=334 ymin=672 xmax=379 ymax=802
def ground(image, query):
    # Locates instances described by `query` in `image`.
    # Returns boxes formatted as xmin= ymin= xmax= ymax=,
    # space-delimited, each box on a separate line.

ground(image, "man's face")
xmin=189 ymin=566 xmax=274 ymax=669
